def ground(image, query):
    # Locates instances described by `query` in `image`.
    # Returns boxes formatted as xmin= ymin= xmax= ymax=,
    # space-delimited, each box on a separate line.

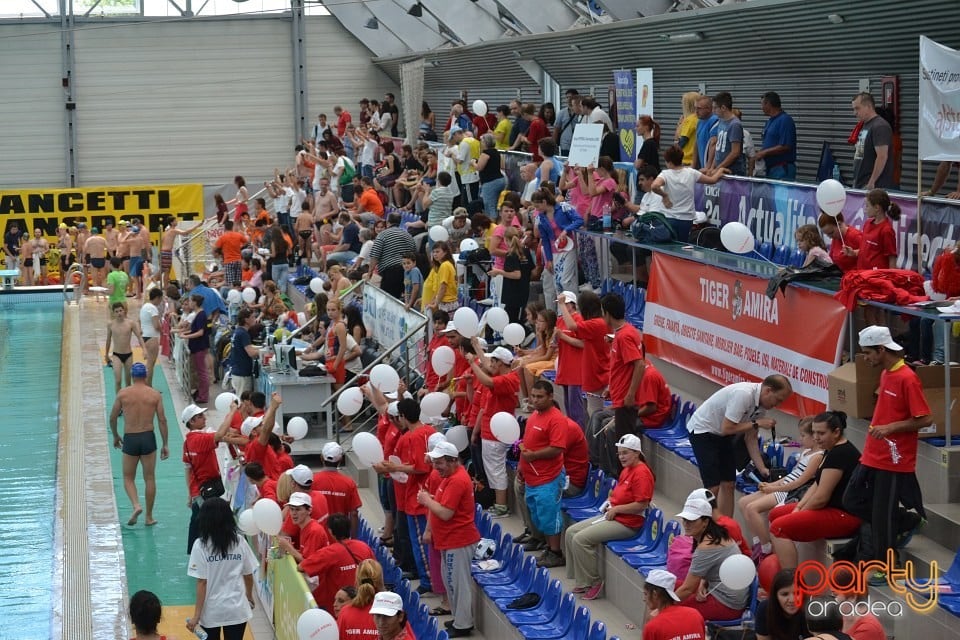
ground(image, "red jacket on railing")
xmin=834 ymin=268 xmax=926 ymax=311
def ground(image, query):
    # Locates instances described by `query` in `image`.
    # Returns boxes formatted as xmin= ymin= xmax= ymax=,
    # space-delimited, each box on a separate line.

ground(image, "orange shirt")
xmin=357 ymin=189 xmax=385 ymax=217
xmin=215 ymin=231 xmax=247 ymax=264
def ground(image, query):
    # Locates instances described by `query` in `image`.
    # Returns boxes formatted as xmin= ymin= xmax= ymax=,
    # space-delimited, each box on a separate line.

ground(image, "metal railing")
xmin=61 ymin=262 xmax=83 ymax=305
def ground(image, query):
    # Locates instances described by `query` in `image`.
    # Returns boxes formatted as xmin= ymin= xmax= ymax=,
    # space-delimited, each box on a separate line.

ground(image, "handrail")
xmin=62 ymin=262 xmax=84 ymax=305
xmin=284 ymin=275 xmax=365 ymax=343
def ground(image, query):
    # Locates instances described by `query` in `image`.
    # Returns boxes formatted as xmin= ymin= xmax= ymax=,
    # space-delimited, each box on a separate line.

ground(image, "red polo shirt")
xmin=520 ymin=406 xmax=566 ymax=486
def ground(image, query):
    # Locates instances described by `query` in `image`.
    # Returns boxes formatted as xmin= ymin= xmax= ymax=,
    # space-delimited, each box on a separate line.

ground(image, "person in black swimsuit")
xmin=105 ymin=302 xmax=147 ymax=393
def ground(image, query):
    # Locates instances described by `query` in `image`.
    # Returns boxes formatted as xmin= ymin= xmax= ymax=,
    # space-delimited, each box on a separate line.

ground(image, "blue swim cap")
xmin=131 ymin=362 xmax=148 ymax=378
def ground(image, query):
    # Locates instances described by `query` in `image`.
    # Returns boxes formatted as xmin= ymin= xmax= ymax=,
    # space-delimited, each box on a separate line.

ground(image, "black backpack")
xmin=689 ymin=224 xmax=723 ymax=250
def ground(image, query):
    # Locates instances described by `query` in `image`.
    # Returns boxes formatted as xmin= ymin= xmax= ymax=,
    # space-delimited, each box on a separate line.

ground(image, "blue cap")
xmin=131 ymin=362 xmax=148 ymax=378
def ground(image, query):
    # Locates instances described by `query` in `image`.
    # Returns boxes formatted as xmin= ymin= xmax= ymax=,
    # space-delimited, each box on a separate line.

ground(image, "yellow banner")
xmin=0 ymin=183 xmax=204 ymax=244
xmin=271 ymin=554 xmax=317 ymax=640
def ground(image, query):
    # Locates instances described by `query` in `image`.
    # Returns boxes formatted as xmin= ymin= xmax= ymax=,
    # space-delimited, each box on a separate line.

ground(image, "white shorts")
xmin=481 ymin=438 xmax=510 ymax=491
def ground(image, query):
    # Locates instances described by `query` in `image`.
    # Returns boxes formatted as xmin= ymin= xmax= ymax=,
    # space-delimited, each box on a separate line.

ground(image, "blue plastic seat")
xmin=474 ymin=544 xmax=524 ymax=585
xmin=785 ymin=452 xmax=800 ymax=473
xmin=908 ymin=549 xmax=960 ymax=614
xmin=607 ymin=508 xmax=664 ymax=555
xmin=587 ymin=620 xmax=607 ymax=640
xmin=562 ymin=469 xmax=605 ymax=511
xmin=519 ymin=601 xmax=589 ymax=640
xmin=757 ymin=241 xmax=773 ymax=260
xmin=489 ymin=566 xmax=549 ymax=605
xmin=772 ymin=245 xmax=790 ymax=265
xmin=505 ymin=579 xmax=564 ymax=625
xmin=471 ymin=532 xmax=512 ymax=575
xmin=789 ymin=248 xmax=807 ymax=267
xmin=707 ymin=578 xmax=759 ymax=628
xmin=565 ymin=477 xmax=617 ymax=521
xmin=622 ymin=520 xmax=682 ymax=570
xmin=410 ymin=603 xmax=435 ymax=639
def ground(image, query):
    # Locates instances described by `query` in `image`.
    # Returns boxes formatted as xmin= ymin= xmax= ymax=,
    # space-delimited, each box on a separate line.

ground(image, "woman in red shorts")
xmin=769 ymin=410 xmax=862 ymax=569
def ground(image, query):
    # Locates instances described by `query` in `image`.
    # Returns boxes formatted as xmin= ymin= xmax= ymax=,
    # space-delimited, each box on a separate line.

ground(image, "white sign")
xmin=919 ymin=36 xmax=960 ymax=161
xmin=361 ymin=283 xmax=426 ymax=351
xmin=567 ymin=123 xmax=604 ymax=168
xmin=636 ymin=67 xmax=654 ymax=117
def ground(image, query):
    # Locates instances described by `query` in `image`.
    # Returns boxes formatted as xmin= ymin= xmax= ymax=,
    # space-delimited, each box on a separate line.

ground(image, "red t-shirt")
xmin=466 ymin=377 xmax=486 ymax=430
xmin=520 ymin=406 xmax=567 ymax=486
xmin=857 ymin=217 xmax=897 ymax=270
xmin=608 ymin=323 xmax=644 ymax=408
xmin=280 ymin=492 xmax=331 ymax=543
xmin=183 ymin=431 xmax=219 ymax=498
xmin=215 ymin=231 xmax=247 ymax=264
xmin=300 ymin=539 xmax=375 ymax=613
xmin=641 ymin=604 xmax=706 ymax=640
xmin=564 ymin=418 xmax=590 ymax=490
xmin=395 ymin=426 xmax=435 ymax=515
xmin=527 ymin=117 xmax=549 ymax=162
xmin=430 ymin=465 xmax=482 ymax=551
xmin=312 ymin=470 xmax=363 ymax=516
xmin=276 ymin=451 xmax=294 ymax=475
xmin=846 ymin=613 xmax=886 ymax=640
xmin=299 ymin=519 xmax=331 ymax=557
xmin=452 ymin=351 xmax=471 ymax=419
xmin=245 ymin=439 xmax=281 ymax=479
xmin=337 ymin=604 xmax=414 ymax=640
xmin=576 ymin=317 xmax=611 ymax=392
xmin=377 ymin=415 xmax=403 ymax=459
xmin=555 ymin=314 xmax=584 ymax=386
xmin=259 ymin=478 xmax=278 ymax=503
xmin=715 ymin=514 xmax=751 ymax=556
xmin=861 ymin=360 xmax=930 ymax=472
xmin=637 ymin=363 xmax=673 ymax=428
xmin=610 ymin=462 xmax=655 ymax=529
xmin=829 ymin=225 xmax=863 ymax=272
xmin=336 ymin=111 xmax=352 ymax=137
xmin=425 ymin=334 xmax=451 ymax=391
xmin=481 ymin=371 xmax=520 ymax=440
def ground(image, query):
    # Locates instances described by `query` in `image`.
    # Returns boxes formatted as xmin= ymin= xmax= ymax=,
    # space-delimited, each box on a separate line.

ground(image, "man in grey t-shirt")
xmin=708 ymin=91 xmax=745 ymax=177
xmin=851 ymin=92 xmax=895 ymax=190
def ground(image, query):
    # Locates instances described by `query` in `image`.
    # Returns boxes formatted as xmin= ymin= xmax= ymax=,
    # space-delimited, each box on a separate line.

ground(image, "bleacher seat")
xmin=471 ymin=532 xmax=512 ymax=576
xmin=707 ymin=578 xmax=759 ymax=629
xmin=587 ymin=620 xmax=607 ymax=640
xmin=488 ymin=566 xmax=549 ymax=606
xmin=504 ymin=579 xmax=564 ymax=625
xmin=476 ymin=552 xmax=536 ymax=590
xmin=519 ymin=601 xmax=589 ymax=640
xmin=606 ymin=508 xmax=664 ymax=555
xmin=756 ymin=241 xmax=773 ymax=260
xmin=562 ymin=467 xmax=604 ymax=510
xmin=772 ymin=245 xmax=790 ymax=265
xmin=621 ymin=520 xmax=682 ymax=571
xmin=565 ymin=476 xmax=617 ymax=522
xmin=789 ymin=249 xmax=807 ymax=268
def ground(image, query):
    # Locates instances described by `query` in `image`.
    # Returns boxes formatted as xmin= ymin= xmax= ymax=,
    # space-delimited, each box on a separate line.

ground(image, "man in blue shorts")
xmin=109 ymin=362 xmax=169 ymax=527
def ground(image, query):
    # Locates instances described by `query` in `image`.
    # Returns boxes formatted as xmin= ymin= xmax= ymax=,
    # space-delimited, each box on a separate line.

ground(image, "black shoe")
xmin=447 ymin=626 xmax=473 ymax=638
xmin=416 ymin=584 xmax=432 ymax=595
xmin=444 ymin=620 xmax=456 ymax=630
xmin=896 ymin=511 xmax=924 ymax=549
xmin=514 ymin=530 xmax=532 ymax=544
xmin=523 ymin=539 xmax=546 ymax=552
xmin=402 ymin=570 xmax=417 ymax=580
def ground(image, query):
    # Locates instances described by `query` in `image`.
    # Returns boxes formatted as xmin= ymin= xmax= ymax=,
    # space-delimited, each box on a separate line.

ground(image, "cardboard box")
xmin=828 ymin=354 xmax=882 ymax=419
xmin=915 ymin=364 xmax=960 ymax=438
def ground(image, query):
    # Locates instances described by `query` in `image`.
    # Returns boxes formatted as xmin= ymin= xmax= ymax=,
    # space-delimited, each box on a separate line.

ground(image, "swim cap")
xmin=131 ymin=362 xmax=148 ymax=378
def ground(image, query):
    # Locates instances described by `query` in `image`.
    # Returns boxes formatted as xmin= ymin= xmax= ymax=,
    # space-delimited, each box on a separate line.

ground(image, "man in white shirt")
xmin=686 ymin=375 xmax=792 ymax=516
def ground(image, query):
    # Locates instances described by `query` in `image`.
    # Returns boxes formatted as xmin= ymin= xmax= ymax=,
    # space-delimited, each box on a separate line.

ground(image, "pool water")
xmin=0 ymin=299 xmax=63 ymax=639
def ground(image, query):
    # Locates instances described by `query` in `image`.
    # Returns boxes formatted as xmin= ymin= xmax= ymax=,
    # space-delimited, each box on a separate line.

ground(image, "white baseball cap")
xmin=645 ymin=569 xmax=681 ymax=602
xmin=181 ymin=404 xmax=207 ymax=424
xmin=558 ymin=291 xmax=578 ymax=304
xmin=441 ymin=321 xmax=457 ymax=333
xmin=489 ymin=346 xmax=515 ymax=365
xmin=322 ymin=442 xmax=344 ymax=463
xmin=676 ymin=497 xmax=713 ymax=521
xmin=858 ymin=325 xmax=903 ymax=351
xmin=240 ymin=416 xmax=264 ymax=437
xmin=616 ymin=434 xmax=643 ymax=453
xmin=369 ymin=591 xmax=404 ymax=616
xmin=427 ymin=432 xmax=447 ymax=451
xmin=688 ymin=488 xmax=715 ymax=505
xmin=387 ymin=401 xmax=400 ymax=417
xmin=288 ymin=464 xmax=314 ymax=487
xmin=427 ymin=441 xmax=460 ymax=459
xmin=288 ymin=492 xmax=312 ymax=508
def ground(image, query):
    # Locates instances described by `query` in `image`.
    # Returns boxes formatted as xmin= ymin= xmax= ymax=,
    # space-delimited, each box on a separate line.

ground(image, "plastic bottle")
xmin=741 ymin=607 xmax=755 ymax=633
xmin=832 ymin=164 xmax=841 ymax=183
xmin=188 ymin=620 xmax=208 ymax=640
xmin=602 ymin=204 xmax=612 ymax=233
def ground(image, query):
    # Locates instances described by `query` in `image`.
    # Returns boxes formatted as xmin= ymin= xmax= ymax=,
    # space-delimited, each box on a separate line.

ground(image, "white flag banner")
xmin=919 ymin=36 xmax=960 ymax=161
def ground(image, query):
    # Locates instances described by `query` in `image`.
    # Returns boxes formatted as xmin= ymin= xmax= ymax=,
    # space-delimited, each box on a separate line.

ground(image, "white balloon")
xmin=718 ymin=554 xmax=757 ymax=591
xmin=252 ymin=498 xmax=283 ymax=536
xmin=336 ymin=387 xmax=364 ymax=416
xmin=226 ymin=289 xmax=242 ymax=304
xmin=238 ymin=509 xmax=260 ymax=536
xmin=214 ymin=392 xmax=238 ymax=413
xmin=429 ymin=225 xmax=449 ymax=242
xmin=445 ymin=425 xmax=470 ymax=452
xmin=272 ymin=421 xmax=283 ymax=435
xmin=310 ymin=277 xmax=324 ymax=294
xmin=353 ymin=432 xmax=385 ymax=467
xmin=369 ymin=364 xmax=400 ymax=393
xmin=428 ymin=431 xmax=447 ymax=451
xmin=421 ymin=392 xmax=451 ymax=418
xmin=720 ymin=222 xmax=756 ymax=254
xmin=486 ymin=307 xmax=510 ymax=332
xmin=472 ymin=100 xmax=488 ymax=117
xmin=502 ymin=323 xmax=526 ymax=346
xmin=453 ymin=307 xmax=480 ymax=338
xmin=490 ymin=412 xmax=520 ymax=444
xmin=431 ymin=345 xmax=456 ymax=376
xmin=242 ymin=287 xmax=257 ymax=304
xmin=287 ymin=416 xmax=309 ymax=440
xmin=459 ymin=238 xmax=479 ymax=252
xmin=388 ymin=454 xmax=408 ymax=483
xmin=297 ymin=607 xmax=338 ymax=640
xmin=816 ymin=179 xmax=847 ymax=217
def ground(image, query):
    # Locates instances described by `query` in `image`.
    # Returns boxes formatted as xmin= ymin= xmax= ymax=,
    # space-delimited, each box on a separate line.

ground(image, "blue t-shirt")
xmin=192 ymin=284 xmax=228 ymax=317
xmin=761 ymin=111 xmax=797 ymax=167
xmin=714 ymin=116 xmax=745 ymax=176
xmin=188 ymin=310 xmax=209 ymax=354
xmin=229 ymin=326 xmax=254 ymax=376
xmin=342 ymin=222 xmax=362 ymax=253
xmin=404 ymin=266 xmax=423 ymax=301
xmin=695 ymin=114 xmax=719 ymax=169
xmin=3 ymin=230 xmax=20 ymax=256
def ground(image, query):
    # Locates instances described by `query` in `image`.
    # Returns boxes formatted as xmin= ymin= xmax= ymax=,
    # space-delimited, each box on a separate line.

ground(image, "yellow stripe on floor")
xmin=156 ymin=605 xmax=255 ymax=639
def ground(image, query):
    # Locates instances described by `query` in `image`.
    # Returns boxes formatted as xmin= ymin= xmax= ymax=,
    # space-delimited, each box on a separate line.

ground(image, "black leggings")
xmin=202 ymin=622 xmax=247 ymax=640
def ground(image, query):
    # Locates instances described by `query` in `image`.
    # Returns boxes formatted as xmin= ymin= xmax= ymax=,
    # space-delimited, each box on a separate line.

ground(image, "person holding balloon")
xmin=817 ymin=212 xmax=862 ymax=273
xmin=186 ymin=497 xmax=257 ymax=640
xmin=420 ymin=310 xmax=453 ymax=396
xmin=672 ymin=496 xmax=751 ymax=621
xmin=275 ymin=492 xmax=331 ymax=565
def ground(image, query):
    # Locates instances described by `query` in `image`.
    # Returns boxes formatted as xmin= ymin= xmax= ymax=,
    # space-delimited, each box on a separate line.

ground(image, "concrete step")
xmin=924 ymin=503 xmax=960 ymax=555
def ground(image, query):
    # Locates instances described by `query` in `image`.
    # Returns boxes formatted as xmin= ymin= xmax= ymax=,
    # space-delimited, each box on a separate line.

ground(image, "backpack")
xmin=630 ymin=212 xmax=676 ymax=243
xmin=338 ymin=158 xmax=356 ymax=185
xmin=689 ymin=224 xmax=723 ymax=250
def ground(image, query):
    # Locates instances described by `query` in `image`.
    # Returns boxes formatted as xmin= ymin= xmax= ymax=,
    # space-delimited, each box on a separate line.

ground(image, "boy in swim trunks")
xmin=84 ymin=227 xmax=108 ymax=290
xmin=109 ymin=362 xmax=169 ymax=526
xmin=160 ymin=216 xmax=190 ymax=290
xmin=293 ymin=201 xmax=316 ymax=264
xmin=106 ymin=302 xmax=147 ymax=393
xmin=28 ymin=228 xmax=50 ymax=285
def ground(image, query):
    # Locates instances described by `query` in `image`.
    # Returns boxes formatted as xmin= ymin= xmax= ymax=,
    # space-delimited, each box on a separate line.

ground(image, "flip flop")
xmin=430 ymin=607 xmax=452 ymax=616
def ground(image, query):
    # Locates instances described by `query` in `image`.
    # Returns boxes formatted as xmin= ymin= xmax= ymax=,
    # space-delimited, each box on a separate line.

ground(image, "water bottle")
xmin=188 ymin=620 xmax=208 ymax=640
xmin=602 ymin=204 xmax=612 ymax=233
xmin=832 ymin=164 xmax=841 ymax=183
xmin=741 ymin=607 xmax=755 ymax=634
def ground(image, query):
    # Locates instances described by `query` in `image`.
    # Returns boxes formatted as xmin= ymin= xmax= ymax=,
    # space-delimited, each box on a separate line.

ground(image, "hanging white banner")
xmin=919 ymin=35 xmax=960 ymax=161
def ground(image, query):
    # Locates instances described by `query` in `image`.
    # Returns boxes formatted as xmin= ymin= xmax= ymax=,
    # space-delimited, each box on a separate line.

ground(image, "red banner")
xmin=644 ymin=254 xmax=848 ymax=416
